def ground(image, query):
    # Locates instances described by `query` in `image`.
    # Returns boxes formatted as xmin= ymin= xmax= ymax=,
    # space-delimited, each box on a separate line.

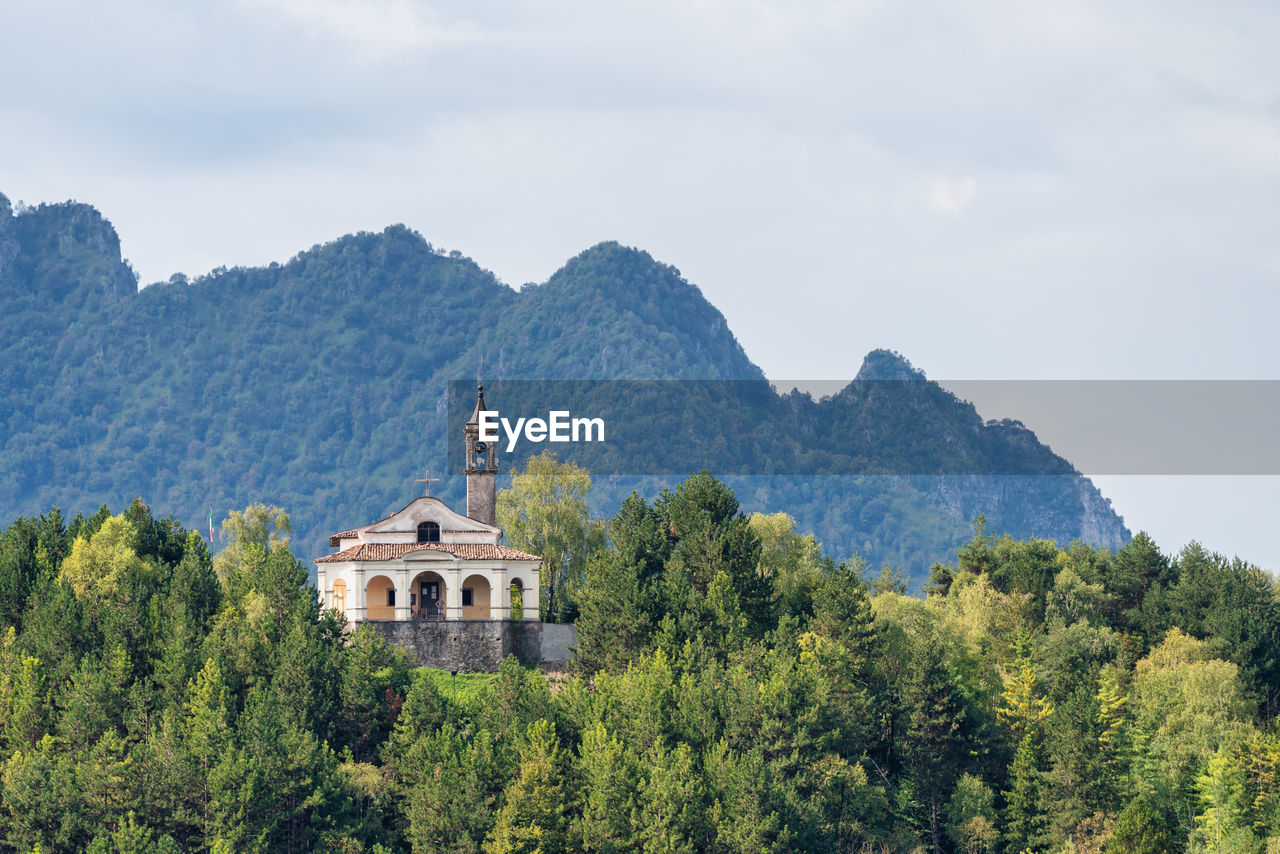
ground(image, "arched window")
xmin=510 ymin=578 xmax=524 ymax=621
xmin=417 ymin=521 xmax=441 ymax=543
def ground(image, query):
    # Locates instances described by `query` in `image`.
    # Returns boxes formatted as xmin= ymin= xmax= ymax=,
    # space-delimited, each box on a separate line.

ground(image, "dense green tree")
xmin=574 ymin=722 xmax=641 ymax=852
xmin=924 ymin=561 xmax=955 ymax=599
xmin=653 ymin=472 xmax=770 ymax=650
xmin=944 ymin=773 xmax=998 ymax=854
xmin=899 ymin=627 xmax=969 ymax=854
xmin=402 ymin=726 xmax=503 ymax=854
xmin=991 ymin=536 xmax=1061 ymax=618
xmin=703 ymin=741 xmax=784 ymax=853
xmin=637 ymin=741 xmax=706 ymax=854
xmin=333 ymin=624 xmax=412 ymax=760
xmin=998 ymin=639 xmax=1052 ymax=852
xmin=485 ymin=719 xmax=573 ymax=854
xmin=956 ymin=516 xmax=995 ymax=577
xmin=573 ymin=547 xmax=651 ymax=675
xmin=1168 ymin=544 xmax=1280 ymax=715
xmin=1104 ymin=532 xmax=1172 ymax=628
xmin=0 ymin=515 xmax=62 ymax=649
xmin=1110 ymin=795 xmax=1175 ymax=854
xmin=1192 ymin=748 xmax=1257 ymax=854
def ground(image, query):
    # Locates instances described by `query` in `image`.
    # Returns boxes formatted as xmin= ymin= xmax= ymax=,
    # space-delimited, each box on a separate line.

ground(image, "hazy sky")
xmin=3 ymin=0 xmax=1278 ymax=567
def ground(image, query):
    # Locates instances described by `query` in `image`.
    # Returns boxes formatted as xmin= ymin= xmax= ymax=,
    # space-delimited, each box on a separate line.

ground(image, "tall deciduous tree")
xmin=213 ymin=504 xmax=292 ymax=591
xmin=749 ymin=512 xmax=823 ymax=620
xmin=497 ymin=452 xmax=604 ymax=622
xmin=58 ymin=515 xmax=144 ymax=600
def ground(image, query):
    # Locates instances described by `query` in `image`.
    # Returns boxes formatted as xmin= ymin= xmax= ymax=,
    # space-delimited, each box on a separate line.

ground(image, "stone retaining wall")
xmin=368 ymin=620 xmax=574 ymax=672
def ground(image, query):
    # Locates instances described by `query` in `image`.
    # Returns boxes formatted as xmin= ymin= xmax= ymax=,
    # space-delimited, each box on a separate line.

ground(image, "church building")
xmin=315 ymin=385 xmax=541 ymax=624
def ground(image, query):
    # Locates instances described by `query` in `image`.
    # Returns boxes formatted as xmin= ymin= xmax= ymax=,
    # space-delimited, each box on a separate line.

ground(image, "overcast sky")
xmin=3 ymin=0 xmax=1278 ymax=567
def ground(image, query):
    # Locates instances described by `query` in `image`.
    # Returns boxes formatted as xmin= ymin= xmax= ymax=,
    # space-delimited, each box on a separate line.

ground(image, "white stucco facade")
xmin=315 ymin=495 xmax=541 ymax=624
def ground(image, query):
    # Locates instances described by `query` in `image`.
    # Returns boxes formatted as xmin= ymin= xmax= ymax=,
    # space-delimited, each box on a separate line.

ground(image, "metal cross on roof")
xmin=415 ymin=467 xmax=442 ymax=497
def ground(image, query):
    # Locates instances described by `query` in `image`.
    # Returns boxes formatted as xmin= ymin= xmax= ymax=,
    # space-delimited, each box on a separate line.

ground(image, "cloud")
xmin=246 ymin=0 xmax=490 ymax=55
xmin=928 ymin=177 xmax=977 ymax=214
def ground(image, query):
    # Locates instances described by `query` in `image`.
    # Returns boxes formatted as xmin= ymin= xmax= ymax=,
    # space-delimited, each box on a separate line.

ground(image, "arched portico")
xmin=332 ymin=579 xmax=347 ymax=617
xmin=365 ymin=574 xmax=396 ymax=620
xmin=461 ymin=574 xmax=492 ymax=619
xmin=410 ymin=570 xmax=446 ymax=620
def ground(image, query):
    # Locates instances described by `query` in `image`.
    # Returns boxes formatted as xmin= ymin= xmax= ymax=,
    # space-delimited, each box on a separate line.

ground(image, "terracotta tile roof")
xmin=316 ymin=542 xmax=540 ymax=563
xmin=329 ymin=516 xmax=390 ymax=546
xmin=446 ymin=543 xmax=540 ymax=561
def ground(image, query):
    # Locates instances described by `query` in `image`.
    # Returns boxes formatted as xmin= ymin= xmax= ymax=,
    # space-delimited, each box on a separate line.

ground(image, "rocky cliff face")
xmin=0 ymin=194 xmax=17 ymax=284
xmin=3 ymin=198 xmax=136 ymax=303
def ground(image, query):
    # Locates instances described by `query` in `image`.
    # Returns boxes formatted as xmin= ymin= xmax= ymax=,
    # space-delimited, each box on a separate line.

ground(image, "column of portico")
xmin=492 ymin=565 xmax=509 ymax=621
xmin=524 ymin=567 xmax=541 ymax=621
xmin=446 ymin=564 xmax=463 ymax=620
xmin=394 ymin=565 xmax=410 ymax=620
xmin=354 ymin=567 xmax=366 ymax=623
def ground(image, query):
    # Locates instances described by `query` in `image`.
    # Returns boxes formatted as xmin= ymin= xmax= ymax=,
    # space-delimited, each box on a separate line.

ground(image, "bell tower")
xmin=464 ymin=383 xmax=498 ymax=525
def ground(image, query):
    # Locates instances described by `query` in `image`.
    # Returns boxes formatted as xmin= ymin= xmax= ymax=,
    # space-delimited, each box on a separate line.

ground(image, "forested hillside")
xmin=0 ymin=191 xmax=1127 ymax=580
xmin=0 ymin=478 xmax=1272 ymax=852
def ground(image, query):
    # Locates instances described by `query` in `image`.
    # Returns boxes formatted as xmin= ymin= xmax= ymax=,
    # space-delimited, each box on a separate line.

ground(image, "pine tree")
xmin=899 ymin=633 xmax=966 ymax=854
xmin=1002 ymin=733 xmax=1042 ymax=853
xmin=997 ymin=637 xmax=1051 ymax=852
xmin=956 ymin=516 xmax=994 ymax=577
xmin=1193 ymin=748 xmax=1257 ymax=854
xmin=574 ymin=550 xmax=650 ymax=675
xmin=183 ymin=658 xmax=232 ymax=846
xmin=654 ymin=473 xmax=770 ymax=648
xmin=5 ymin=656 xmax=49 ymax=750
xmin=485 ymin=720 xmax=572 ymax=854
xmin=574 ymin=722 xmax=640 ymax=853
xmin=637 ymin=741 xmax=705 ymax=854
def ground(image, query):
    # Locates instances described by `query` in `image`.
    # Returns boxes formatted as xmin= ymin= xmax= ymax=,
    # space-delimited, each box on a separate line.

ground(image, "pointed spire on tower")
xmin=467 ymin=382 xmax=487 ymax=426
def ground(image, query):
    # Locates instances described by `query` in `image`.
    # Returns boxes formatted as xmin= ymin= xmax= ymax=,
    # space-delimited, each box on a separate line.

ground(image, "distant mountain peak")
xmin=553 ymin=241 xmax=683 ymax=290
xmin=854 ymin=348 xmax=926 ymax=381
xmin=1 ymin=194 xmax=136 ymax=303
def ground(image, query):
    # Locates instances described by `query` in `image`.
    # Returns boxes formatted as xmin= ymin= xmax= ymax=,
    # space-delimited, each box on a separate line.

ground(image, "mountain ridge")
xmin=0 ymin=193 xmax=1129 ymax=580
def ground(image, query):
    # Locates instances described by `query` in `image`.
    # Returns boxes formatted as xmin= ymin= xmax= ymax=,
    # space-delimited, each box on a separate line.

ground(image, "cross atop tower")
xmin=415 ymin=467 xmax=442 ymax=497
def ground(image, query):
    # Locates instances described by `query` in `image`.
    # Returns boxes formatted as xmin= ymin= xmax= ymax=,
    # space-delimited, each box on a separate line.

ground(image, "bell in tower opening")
xmin=464 ymin=383 xmax=498 ymax=525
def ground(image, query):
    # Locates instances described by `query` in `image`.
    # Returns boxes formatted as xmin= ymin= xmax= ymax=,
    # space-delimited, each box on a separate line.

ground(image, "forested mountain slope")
xmin=0 ymin=192 xmax=1127 ymax=578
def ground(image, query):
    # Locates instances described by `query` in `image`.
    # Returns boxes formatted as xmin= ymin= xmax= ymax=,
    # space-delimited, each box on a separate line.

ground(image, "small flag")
xmin=208 ymin=508 xmax=214 ymax=544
